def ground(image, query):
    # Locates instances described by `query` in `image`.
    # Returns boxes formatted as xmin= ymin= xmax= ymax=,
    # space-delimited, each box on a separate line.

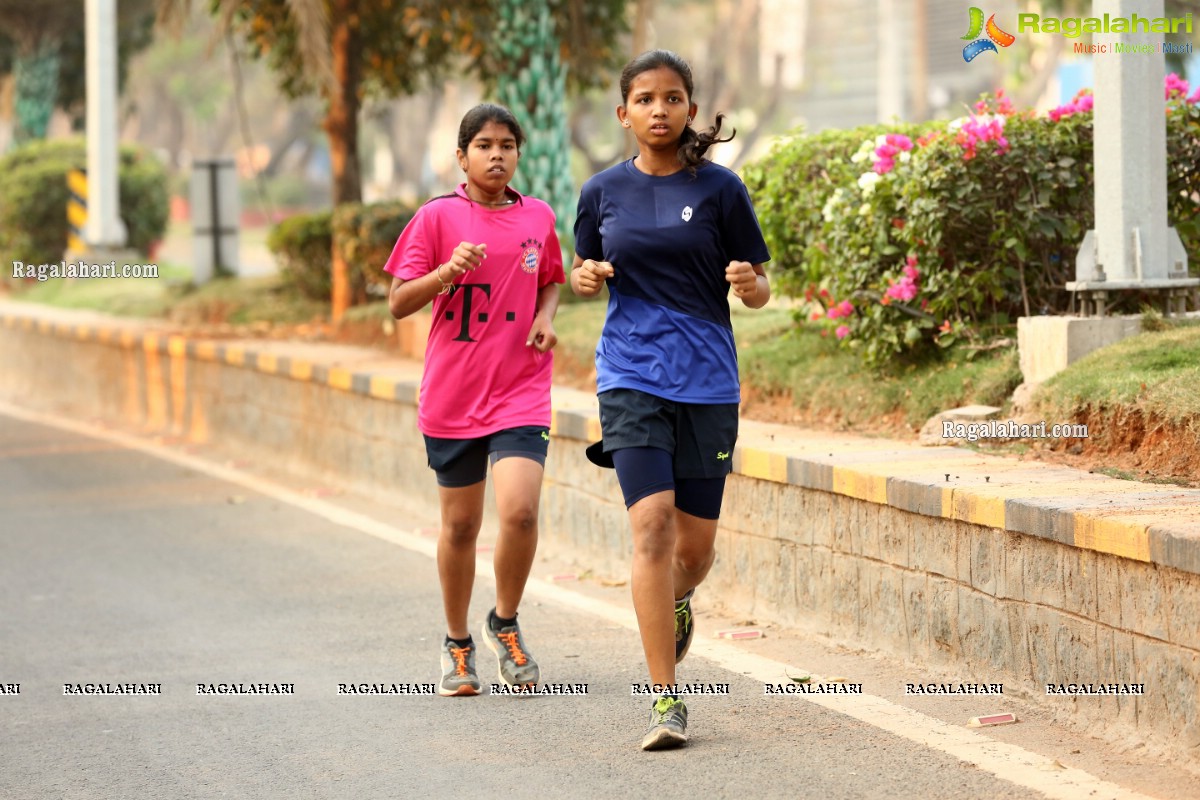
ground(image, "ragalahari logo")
xmin=962 ymin=7 xmax=1016 ymax=62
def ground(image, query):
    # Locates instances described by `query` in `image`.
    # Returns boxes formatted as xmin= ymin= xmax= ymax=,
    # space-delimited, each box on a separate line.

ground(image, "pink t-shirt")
xmin=384 ymin=185 xmax=564 ymax=438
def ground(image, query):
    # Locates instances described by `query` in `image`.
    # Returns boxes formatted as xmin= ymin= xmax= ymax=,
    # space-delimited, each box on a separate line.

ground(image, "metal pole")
xmin=209 ymin=162 xmax=223 ymax=275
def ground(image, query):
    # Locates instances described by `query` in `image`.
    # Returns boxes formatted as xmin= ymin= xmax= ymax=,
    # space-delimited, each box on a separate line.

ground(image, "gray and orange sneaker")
xmin=641 ymin=695 xmax=688 ymax=750
xmin=481 ymin=612 xmax=540 ymax=690
xmin=438 ymin=637 xmax=481 ymax=697
xmin=675 ymin=589 xmax=695 ymax=664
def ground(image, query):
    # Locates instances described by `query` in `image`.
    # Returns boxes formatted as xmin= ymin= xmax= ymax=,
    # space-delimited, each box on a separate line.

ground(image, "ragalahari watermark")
xmin=12 ymin=260 xmax=159 ymax=282
xmin=942 ymin=420 xmax=1089 ymax=442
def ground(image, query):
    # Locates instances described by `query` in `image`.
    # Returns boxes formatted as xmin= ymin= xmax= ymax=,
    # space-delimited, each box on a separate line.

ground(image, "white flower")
xmin=899 ymin=151 xmax=911 ymax=163
xmin=857 ymin=171 xmax=880 ymax=196
xmin=859 ymin=202 xmax=872 ymax=217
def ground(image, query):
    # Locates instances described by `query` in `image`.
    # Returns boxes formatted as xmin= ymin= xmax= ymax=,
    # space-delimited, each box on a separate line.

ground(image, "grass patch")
xmin=168 ymin=275 xmax=326 ymax=325
xmin=9 ymin=263 xmax=326 ymax=327
xmin=1034 ymin=323 xmax=1200 ymax=424
xmin=11 ymin=261 xmax=192 ymax=318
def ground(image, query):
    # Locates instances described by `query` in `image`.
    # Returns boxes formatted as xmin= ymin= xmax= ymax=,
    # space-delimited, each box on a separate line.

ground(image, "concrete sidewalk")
xmin=2 ymin=299 xmax=1199 ymax=764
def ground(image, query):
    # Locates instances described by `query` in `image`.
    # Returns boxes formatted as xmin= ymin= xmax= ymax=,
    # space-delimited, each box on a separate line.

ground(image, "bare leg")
xmin=436 ymin=481 xmax=485 ymax=640
xmin=629 ymin=491 xmax=678 ymax=686
xmin=672 ymin=508 xmax=718 ymax=599
xmin=490 ymin=456 xmax=544 ymax=618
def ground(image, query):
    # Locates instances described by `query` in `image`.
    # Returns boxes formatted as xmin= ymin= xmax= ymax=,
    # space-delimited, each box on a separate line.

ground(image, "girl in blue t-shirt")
xmin=571 ymin=49 xmax=772 ymax=751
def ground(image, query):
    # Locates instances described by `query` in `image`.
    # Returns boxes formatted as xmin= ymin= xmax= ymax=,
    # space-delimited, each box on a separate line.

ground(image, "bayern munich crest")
xmin=519 ymin=238 xmax=542 ymax=274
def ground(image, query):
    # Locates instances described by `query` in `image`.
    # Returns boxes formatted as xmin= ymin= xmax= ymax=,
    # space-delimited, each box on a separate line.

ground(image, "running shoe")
xmin=481 ymin=615 xmax=540 ymax=690
xmin=675 ymin=589 xmax=695 ymax=664
xmin=641 ymin=695 xmax=689 ymax=750
xmin=438 ymin=637 xmax=481 ymax=697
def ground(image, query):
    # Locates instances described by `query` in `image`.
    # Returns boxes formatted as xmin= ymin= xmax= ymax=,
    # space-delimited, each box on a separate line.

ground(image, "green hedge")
xmin=267 ymin=200 xmax=416 ymax=303
xmin=266 ymin=210 xmax=333 ymax=301
xmin=332 ymin=200 xmax=415 ymax=300
xmin=744 ymin=87 xmax=1200 ymax=369
xmin=0 ymin=137 xmax=169 ymax=267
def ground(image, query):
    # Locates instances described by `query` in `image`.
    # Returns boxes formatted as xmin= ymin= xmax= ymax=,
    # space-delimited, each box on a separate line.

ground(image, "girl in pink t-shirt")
xmin=385 ymin=103 xmax=564 ymax=697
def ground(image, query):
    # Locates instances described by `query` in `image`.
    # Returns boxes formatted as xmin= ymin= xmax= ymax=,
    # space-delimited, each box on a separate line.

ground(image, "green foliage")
xmin=268 ymin=200 xmax=415 ymax=303
xmin=900 ymin=109 xmax=1094 ymax=329
xmin=1166 ymin=93 xmax=1200 ymax=265
xmin=0 ymin=0 xmax=156 ymax=133
xmin=0 ymin=137 xmax=169 ymax=267
xmin=332 ymin=200 xmax=416 ymax=300
xmin=266 ymin=210 xmax=333 ymax=301
xmin=745 ymin=91 xmax=1200 ymax=371
xmin=228 ymin=0 xmax=627 ymax=101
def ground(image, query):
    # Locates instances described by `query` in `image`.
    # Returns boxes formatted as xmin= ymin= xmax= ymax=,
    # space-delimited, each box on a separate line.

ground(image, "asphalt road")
xmin=0 ymin=413 xmax=1172 ymax=799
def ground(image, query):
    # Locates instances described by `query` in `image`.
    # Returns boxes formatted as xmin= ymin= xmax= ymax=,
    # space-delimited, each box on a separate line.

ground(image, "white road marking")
xmin=0 ymin=401 xmax=1157 ymax=800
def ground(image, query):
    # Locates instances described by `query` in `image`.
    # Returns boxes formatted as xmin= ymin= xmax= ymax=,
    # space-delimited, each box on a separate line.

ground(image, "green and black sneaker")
xmin=674 ymin=589 xmax=695 ymax=664
xmin=641 ymin=695 xmax=688 ymax=750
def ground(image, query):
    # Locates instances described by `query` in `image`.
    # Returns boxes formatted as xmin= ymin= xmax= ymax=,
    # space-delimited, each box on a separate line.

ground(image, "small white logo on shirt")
xmin=681 ymin=206 xmax=693 ymax=222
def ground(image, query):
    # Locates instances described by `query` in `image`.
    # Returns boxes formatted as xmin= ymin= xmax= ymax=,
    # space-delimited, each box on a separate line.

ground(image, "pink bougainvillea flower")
xmin=1049 ymin=89 xmax=1093 ymax=121
xmin=1165 ymin=72 xmax=1191 ymax=100
xmin=835 ymin=325 xmax=850 ymax=339
xmin=956 ymin=115 xmax=1009 ymax=160
xmin=872 ymin=133 xmax=914 ymax=175
xmin=939 ymin=319 xmax=952 ymax=333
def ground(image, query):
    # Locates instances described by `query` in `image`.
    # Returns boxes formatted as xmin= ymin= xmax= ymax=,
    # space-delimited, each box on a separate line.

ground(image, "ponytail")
xmin=678 ymin=113 xmax=735 ymax=175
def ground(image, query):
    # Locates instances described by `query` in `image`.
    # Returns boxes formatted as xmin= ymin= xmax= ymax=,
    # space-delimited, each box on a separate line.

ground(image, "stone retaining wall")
xmin=2 ymin=306 xmax=1197 ymax=761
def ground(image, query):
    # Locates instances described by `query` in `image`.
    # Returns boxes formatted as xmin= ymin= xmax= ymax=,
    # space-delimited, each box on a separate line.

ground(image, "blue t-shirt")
xmin=574 ymin=159 xmax=771 ymax=404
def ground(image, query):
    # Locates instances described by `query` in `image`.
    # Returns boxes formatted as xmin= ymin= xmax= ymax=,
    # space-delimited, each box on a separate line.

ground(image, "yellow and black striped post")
xmin=67 ymin=168 xmax=88 ymax=253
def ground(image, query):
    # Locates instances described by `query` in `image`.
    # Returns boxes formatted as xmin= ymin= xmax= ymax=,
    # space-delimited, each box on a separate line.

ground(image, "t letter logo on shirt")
xmin=449 ymin=283 xmax=492 ymax=343
xmin=681 ymin=206 xmax=693 ymax=222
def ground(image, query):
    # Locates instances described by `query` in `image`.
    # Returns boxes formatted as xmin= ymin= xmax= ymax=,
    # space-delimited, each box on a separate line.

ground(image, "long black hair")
xmin=619 ymin=49 xmax=734 ymax=174
xmin=457 ymin=103 xmax=525 ymax=152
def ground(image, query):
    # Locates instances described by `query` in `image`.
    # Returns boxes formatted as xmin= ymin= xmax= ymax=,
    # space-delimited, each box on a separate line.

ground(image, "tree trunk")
xmin=324 ymin=0 xmax=362 ymax=321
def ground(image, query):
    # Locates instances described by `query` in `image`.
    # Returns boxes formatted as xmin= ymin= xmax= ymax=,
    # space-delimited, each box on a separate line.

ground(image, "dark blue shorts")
xmin=423 ymin=426 xmax=549 ymax=488
xmin=590 ymin=389 xmax=738 ymax=480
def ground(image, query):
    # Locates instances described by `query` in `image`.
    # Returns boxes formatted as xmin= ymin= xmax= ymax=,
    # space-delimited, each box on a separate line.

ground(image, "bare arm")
xmin=387 ymin=241 xmax=487 ymax=319
xmin=569 ymin=253 xmax=614 ymax=298
xmin=725 ymin=261 xmax=771 ymax=310
xmin=526 ymin=282 xmax=561 ymax=352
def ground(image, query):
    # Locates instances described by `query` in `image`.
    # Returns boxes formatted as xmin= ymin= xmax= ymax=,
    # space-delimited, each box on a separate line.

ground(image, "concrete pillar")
xmin=1071 ymin=0 xmax=1193 ymax=290
xmin=1093 ymin=0 xmax=1166 ymax=281
xmin=84 ymin=0 xmax=127 ymax=249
